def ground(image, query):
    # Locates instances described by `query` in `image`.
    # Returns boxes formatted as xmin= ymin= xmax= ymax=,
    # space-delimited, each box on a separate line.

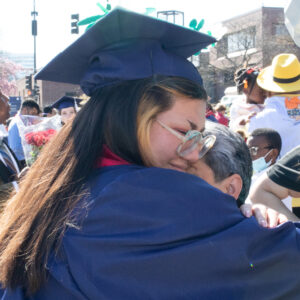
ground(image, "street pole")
xmin=31 ymin=0 xmax=38 ymax=73
xmin=31 ymin=0 xmax=39 ymax=103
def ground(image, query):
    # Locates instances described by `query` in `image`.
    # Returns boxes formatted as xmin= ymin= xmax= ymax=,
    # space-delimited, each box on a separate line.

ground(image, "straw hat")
xmin=257 ymin=53 xmax=300 ymax=93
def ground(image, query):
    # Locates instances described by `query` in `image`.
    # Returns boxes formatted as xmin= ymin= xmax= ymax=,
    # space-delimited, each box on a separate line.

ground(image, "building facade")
xmin=201 ymin=7 xmax=300 ymax=101
xmin=16 ymin=78 xmax=82 ymax=108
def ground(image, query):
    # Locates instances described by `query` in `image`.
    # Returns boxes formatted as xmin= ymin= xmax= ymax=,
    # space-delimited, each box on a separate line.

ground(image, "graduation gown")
xmin=0 ymin=138 xmax=20 ymax=204
xmin=2 ymin=165 xmax=300 ymax=299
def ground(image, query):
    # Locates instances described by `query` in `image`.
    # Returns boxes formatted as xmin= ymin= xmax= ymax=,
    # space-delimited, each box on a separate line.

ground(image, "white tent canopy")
xmin=285 ymin=0 xmax=300 ymax=47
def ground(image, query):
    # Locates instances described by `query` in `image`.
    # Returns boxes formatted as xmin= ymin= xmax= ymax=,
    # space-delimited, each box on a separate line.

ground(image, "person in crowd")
xmin=7 ymin=100 xmax=40 ymax=168
xmin=0 ymin=8 xmax=300 ymax=299
xmin=214 ymin=103 xmax=229 ymax=126
xmin=51 ymin=96 xmax=82 ymax=125
xmin=230 ymin=67 xmax=266 ymax=132
xmin=249 ymin=145 xmax=300 ymax=221
xmin=0 ymin=90 xmax=20 ymax=205
xmin=247 ymin=128 xmax=284 ymax=205
xmin=0 ymin=90 xmax=9 ymax=140
xmin=42 ymin=106 xmax=56 ymax=117
xmin=248 ymin=53 xmax=300 ymax=156
xmin=247 ymin=128 xmax=281 ymax=174
xmin=205 ymin=102 xmax=218 ymax=122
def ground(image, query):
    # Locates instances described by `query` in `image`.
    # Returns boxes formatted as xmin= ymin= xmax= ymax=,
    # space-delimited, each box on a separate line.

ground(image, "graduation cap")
xmin=51 ymin=96 xmax=82 ymax=110
xmin=36 ymin=7 xmax=216 ymax=96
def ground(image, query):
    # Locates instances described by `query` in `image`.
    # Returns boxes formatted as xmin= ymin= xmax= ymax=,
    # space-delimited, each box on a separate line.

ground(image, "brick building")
xmin=16 ymin=78 xmax=82 ymax=108
xmin=199 ymin=7 xmax=300 ymax=101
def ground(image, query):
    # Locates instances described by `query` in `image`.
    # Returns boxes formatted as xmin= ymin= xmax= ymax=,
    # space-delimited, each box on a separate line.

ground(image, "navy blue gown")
xmin=2 ymin=165 xmax=300 ymax=299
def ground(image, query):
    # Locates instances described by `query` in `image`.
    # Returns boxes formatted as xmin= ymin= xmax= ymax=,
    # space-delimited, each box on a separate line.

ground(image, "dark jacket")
xmin=2 ymin=165 xmax=300 ymax=299
xmin=0 ymin=138 xmax=20 ymax=204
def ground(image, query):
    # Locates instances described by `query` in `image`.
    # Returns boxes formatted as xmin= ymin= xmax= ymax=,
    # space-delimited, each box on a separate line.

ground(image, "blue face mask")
xmin=252 ymin=150 xmax=272 ymax=173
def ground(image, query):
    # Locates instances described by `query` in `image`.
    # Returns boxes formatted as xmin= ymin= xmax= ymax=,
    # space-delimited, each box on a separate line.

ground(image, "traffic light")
xmin=25 ymin=75 xmax=32 ymax=90
xmin=33 ymin=85 xmax=40 ymax=97
xmin=71 ymin=14 xmax=79 ymax=34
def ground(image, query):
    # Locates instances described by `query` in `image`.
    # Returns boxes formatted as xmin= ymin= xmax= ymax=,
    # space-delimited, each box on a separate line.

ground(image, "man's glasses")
xmin=248 ymin=146 xmax=273 ymax=156
xmin=157 ymin=120 xmax=216 ymax=159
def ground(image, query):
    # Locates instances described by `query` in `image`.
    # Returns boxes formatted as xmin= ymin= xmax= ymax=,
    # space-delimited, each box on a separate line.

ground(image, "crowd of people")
xmin=206 ymin=52 xmax=300 ymax=219
xmin=0 ymin=7 xmax=300 ymax=299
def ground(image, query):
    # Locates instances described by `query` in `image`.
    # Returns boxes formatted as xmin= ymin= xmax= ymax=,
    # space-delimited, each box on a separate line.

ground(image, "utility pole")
xmin=31 ymin=0 xmax=38 ymax=74
xmin=31 ymin=0 xmax=40 ymax=103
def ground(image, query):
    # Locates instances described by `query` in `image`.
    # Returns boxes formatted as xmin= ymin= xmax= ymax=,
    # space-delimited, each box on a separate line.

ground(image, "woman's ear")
xmin=222 ymin=174 xmax=243 ymax=200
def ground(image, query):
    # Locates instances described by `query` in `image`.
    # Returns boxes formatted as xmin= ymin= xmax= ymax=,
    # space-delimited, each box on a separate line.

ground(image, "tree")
xmin=210 ymin=25 xmax=260 ymax=75
xmin=0 ymin=57 xmax=22 ymax=96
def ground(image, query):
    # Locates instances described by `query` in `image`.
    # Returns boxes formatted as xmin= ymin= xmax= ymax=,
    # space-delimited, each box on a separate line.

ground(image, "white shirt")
xmin=248 ymin=94 xmax=300 ymax=156
xmin=229 ymin=97 xmax=264 ymax=132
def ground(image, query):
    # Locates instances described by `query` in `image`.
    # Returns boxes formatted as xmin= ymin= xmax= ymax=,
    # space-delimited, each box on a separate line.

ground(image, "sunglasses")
xmin=157 ymin=120 xmax=216 ymax=159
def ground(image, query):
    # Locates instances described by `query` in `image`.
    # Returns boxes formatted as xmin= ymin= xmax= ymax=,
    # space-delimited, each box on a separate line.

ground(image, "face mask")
xmin=252 ymin=150 xmax=272 ymax=173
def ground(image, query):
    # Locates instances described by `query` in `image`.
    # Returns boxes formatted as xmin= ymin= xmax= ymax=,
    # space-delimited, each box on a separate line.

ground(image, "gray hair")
xmin=203 ymin=121 xmax=252 ymax=205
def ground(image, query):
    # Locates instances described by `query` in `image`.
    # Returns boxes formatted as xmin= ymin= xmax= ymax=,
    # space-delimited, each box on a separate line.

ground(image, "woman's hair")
xmin=0 ymin=76 xmax=207 ymax=294
xmin=234 ymin=67 xmax=260 ymax=95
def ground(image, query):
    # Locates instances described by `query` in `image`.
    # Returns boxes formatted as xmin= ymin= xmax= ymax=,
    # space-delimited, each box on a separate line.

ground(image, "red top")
xmin=215 ymin=112 xmax=229 ymax=127
xmin=95 ymin=145 xmax=130 ymax=168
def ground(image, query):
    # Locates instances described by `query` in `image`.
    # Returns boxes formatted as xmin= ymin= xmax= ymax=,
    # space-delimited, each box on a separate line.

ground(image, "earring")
xmin=243 ymin=79 xmax=248 ymax=89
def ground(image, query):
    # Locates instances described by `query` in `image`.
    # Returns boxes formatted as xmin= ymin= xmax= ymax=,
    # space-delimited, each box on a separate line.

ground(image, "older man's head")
xmin=188 ymin=122 xmax=252 ymax=206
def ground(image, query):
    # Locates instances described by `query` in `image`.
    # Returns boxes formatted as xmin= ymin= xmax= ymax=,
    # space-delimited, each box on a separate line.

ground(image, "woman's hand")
xmin=240 ymin=203 xmax=288 ymax=228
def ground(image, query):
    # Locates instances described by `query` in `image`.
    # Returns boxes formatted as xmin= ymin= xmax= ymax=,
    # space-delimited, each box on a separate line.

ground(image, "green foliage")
xmin=96 ymin=2 xmax=109 ymax=14
xmin=196 ymin=19 xmax=204 ymax=31
xmin=189 ymin=19 xmax=204 ymax=31
xmin=189 ymin=19 xmax=197 ymax=29
xmin=78 ymin=1 xmax=111 ymax=32
xmin=78 ymin=15 xmax=103 ymax=26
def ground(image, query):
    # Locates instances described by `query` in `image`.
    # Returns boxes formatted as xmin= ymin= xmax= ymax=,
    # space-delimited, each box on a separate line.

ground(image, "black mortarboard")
xmin=36 ymin=7 xmax=216 ymax=96
xmin=51 ymin=96 xmax=82 ymax=110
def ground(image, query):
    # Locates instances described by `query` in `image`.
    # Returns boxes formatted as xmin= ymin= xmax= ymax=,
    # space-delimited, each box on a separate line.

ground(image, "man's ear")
xmin=222 ymin=174 xmax=243 ymax=200
xmin=270 ymin=148 xmax=279 ymax=164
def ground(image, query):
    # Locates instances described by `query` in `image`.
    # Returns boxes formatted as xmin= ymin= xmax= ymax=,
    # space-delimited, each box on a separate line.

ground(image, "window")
xmin=217 ymin=37 xmax=228 ymax=58
xmin=273 ymin=24 xmax=287 ymax=36
xmin=227 ymin=27 xmax=256 ymax=53
xmin=190 ymin=55 xmax=201 ymax=67
xmin=223 ymin=71 xmax=234 ymax=84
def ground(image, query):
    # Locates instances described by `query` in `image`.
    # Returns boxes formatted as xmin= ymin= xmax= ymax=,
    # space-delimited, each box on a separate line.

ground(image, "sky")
xmin=0 ymin=0 xmax=290 ymax=70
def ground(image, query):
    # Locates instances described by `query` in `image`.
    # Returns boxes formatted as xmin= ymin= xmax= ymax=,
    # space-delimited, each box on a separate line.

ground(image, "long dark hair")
xmin=0 ymin=76 xmax=206 ymax=294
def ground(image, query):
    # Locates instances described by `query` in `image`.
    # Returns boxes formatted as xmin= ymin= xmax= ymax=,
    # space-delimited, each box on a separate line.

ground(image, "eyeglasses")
xmin=248 ymin=146 xmax=273 ymax=156
xmin=157 ymin=120 xmax=216 ymax=159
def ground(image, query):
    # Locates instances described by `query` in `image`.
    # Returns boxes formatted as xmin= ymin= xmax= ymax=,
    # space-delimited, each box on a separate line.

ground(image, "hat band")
xmin=273 ymin=74 xmax=300 ymax=84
